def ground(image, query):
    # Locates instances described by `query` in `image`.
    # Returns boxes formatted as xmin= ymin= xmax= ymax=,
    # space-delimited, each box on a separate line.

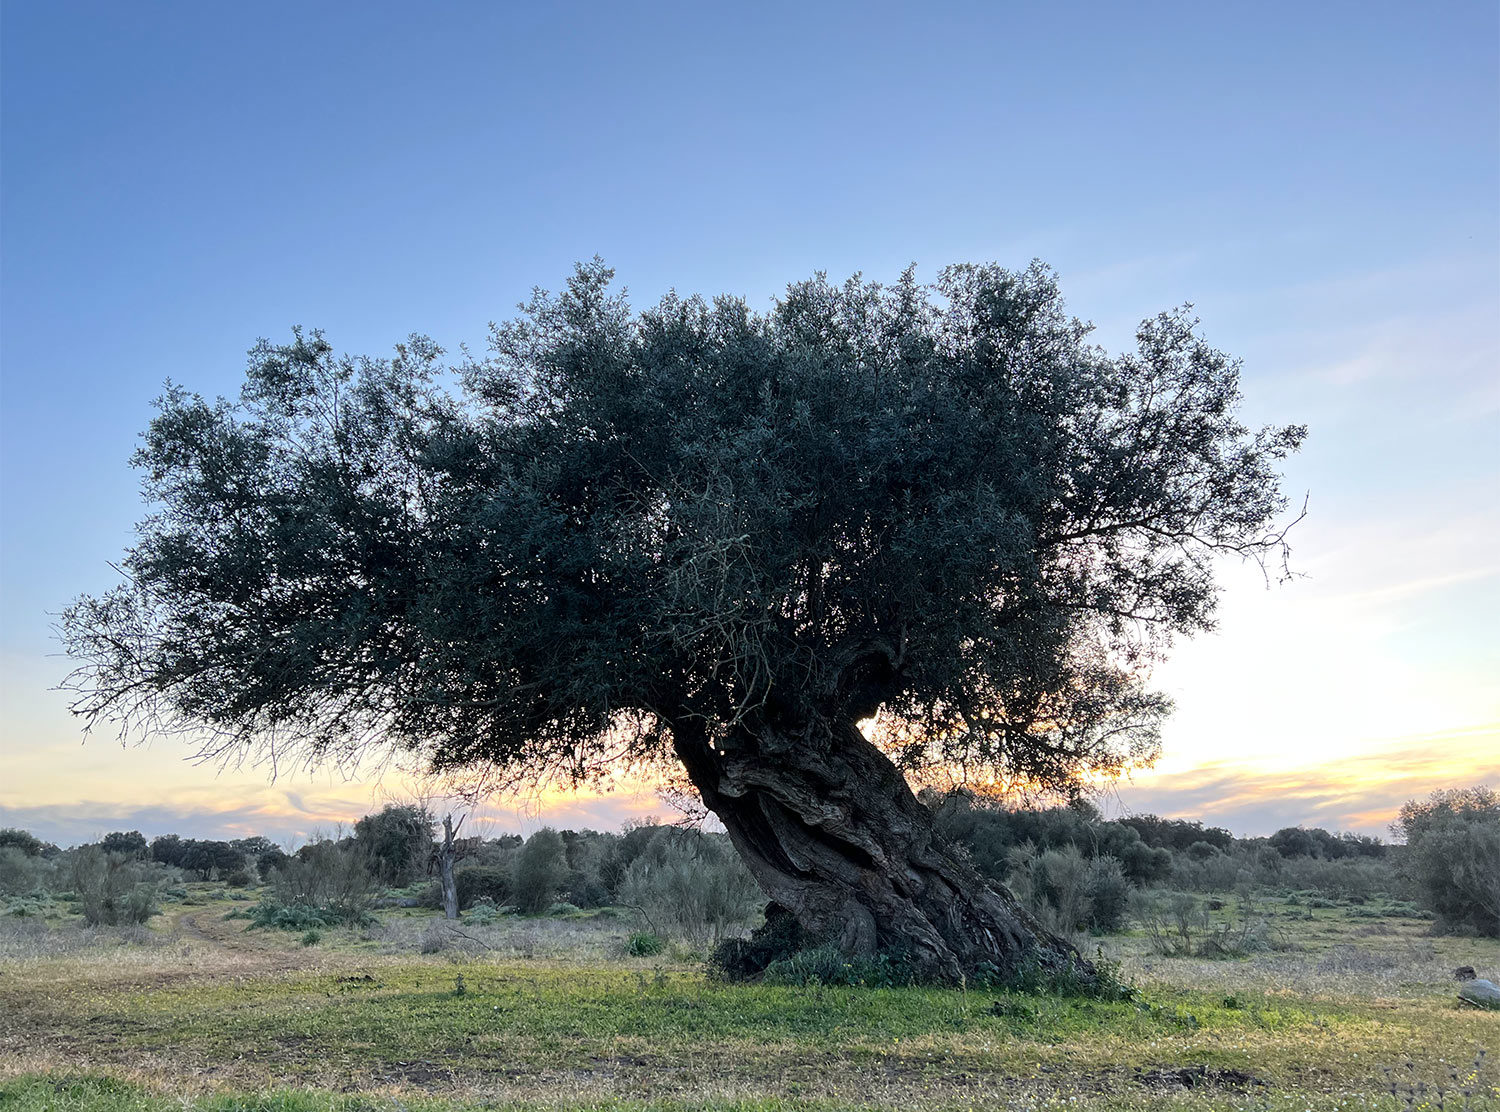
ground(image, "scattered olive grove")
xmin=2 ymin=782 xmax=1494 ymax=945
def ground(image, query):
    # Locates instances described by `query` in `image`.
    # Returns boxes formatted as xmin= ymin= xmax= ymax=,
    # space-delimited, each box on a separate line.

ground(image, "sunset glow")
xmin=2 ymin=3 xmax=1494 ymax=849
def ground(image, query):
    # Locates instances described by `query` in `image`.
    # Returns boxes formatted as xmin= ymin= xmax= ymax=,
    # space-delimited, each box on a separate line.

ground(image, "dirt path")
xmin=164 ymin=905 xmax=337 ymax=977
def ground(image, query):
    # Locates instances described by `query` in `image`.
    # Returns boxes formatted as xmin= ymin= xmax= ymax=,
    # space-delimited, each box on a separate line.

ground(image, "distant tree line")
xmin=924 ymin=787 xmax=1496 ymax=940
xmin=1 ymin=782 xmax=1494 ymax=939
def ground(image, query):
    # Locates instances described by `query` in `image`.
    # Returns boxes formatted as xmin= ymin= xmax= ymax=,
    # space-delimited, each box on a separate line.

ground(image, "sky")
xmin=1 ymin=1 xmax=1496 ymax=847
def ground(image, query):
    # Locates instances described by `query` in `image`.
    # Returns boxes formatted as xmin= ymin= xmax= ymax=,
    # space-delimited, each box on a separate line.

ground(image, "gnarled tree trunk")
xmin=436 ymin=814 xmax=461 ymax=921
xmin=673 ymin=716 xmax=1083 ymax=984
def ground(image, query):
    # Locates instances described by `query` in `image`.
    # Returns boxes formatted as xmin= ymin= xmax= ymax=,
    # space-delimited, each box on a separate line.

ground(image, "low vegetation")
xmin=1 ymin=785 xmax=1496 ymax=1110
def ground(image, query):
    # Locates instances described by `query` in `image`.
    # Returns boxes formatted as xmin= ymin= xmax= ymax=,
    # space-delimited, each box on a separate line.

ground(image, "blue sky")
xmin=2 ymin=1 xmax=1496 ymax=845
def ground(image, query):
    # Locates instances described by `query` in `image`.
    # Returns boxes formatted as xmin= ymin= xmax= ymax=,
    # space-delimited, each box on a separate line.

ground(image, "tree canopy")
xmin=64 ymin=259 xmax=1304 ymax=978
xmin=65 ymin=259 xmax=1301 ymax=789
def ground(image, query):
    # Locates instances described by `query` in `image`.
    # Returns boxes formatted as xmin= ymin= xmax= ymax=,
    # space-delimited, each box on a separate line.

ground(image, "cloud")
xmin=1100 ymin=725 xmax=1500 ymax=837
xmin=0 ymin=778 xmax=674 ymax=849
xmin=8 ymin=724 xmax=1493 ymax=848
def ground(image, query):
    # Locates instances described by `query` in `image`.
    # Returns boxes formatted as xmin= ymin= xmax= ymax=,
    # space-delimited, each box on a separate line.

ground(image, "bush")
xmin=710 ymin=902 xmax=810 ymax=980
xmin=1130 ymin=889 xmax=1275 ymax=957
xmin=1005 ymin=844 xmax=1130 ymax=933
xmin=928 ymin=793 xmax=1172 ymax=887
xmin=247 ymin=899 xmax=338 ymax=931
xmin=625 ymin=930 xmax=665 ymax=956
xmin=0 ymin=846 xmax=48 ymax=896
xmin=247 ymin=892 xmax=376 ymax=931
xmin=464 ymin=898 xmax=509 ymax=925
xmin=420 ymin=919 xmax=452 ymax=953
xmin=512 ymin=829 xmax=570 ymax=915
xmin=123 ymin=882 xmax=159 ymax=924
xmin=7 ymin=897 xmax=44 ymax=917
xmin=1085 ymin=856 xmax=1130 ymax=932
xmin=1167 ymin=842 xmax=1249 ymax=892
xmin=269 ymin=839 xmax=380 ymax=926
xmin=562 ymin=830 xmax=618 ymax=908
xmin=1274 ymin=854 xmax=1392 ymax=901
xmin=455 ymin=866 xmax=511 ymax=910
xmin=617 ymin=828 xmax=761 ymax=945
xmin=760 ymin=944 xmax=908 ymax=987
xmin=70 ymin=847 xmax=161 ymax=925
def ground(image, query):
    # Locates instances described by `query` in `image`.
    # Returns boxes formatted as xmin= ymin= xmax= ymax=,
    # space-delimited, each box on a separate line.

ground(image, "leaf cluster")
xmin=63 ymin=260 xmax=1304 ymax=794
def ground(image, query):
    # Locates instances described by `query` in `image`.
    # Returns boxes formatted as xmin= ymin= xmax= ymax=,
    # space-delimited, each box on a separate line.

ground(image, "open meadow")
xmin=2 ymin=881 xmax=1495 ymax=1112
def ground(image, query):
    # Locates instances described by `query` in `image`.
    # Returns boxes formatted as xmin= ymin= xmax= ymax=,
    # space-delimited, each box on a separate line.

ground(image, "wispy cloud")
xmin=1102 ymin=725 xmax=1500 ymax=836
xmin=0 ymin=780 xmax=670 ymax=849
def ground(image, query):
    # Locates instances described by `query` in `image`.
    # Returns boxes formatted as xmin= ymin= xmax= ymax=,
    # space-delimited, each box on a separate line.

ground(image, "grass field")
xmin=1 ymin=887 xmax=1496 ymax=1111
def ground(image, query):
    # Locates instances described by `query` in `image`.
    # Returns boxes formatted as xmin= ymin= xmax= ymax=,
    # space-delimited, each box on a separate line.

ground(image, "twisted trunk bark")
xmin=673 ymin=716 xmax=1083 ymax=984
xmin=437 ymin=814 xmax=461 ymax=921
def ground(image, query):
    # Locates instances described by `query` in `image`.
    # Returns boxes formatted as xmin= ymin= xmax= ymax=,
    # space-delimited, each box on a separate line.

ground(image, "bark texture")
xmin=437 ymin=814 xmax=461 ymax=921
xmin=673 ymin=717 xmax=1084 ymax=984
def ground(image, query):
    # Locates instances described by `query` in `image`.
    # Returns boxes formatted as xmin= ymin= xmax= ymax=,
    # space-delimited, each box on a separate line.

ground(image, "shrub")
xmin=928 ymin=793 xmax=1172 ymax=887
xmin=464 ymin=898 xmax=507 ymax=925
xmin=617 ymin=828 xmax=761 ymax=945
xmin=0 ymin=847 xmax=48 ymax=896
xmin=70 ymin=847 xmax=161 ymax=925
xmin=1169 ymin=845 xmax=1246 ymax=892
xmin=625 ymin=930 xmax=665 ymax=956
xmin=1005 ymin=844 xmax=1130 ymax=933
xmin=123 ymin=882 xmax=159 ymax=924
xmin=758 ymin=942 xmax=940 ymax=988
xmin=455 ymin=866 xmax=511 ymax=910
xmin=420 ymin=919 xmax=452 ymax=953
xmin=247 ymin=899 xmax=337 ymax=931
xmin=1085 ymin=856 xmax=1130 ymax=932
xmin=269 ymin=839 xmax=380 ymax=926
xmin=1274 ymin=854 xmax=1392 ymax=901
xmin=1131 ymin=889 xmax=1276 ymax=957
xmin=709 ymin=902 xmax=810 ymax=980
xmin=512 ymin=828 xmax=570 ymax=915
xmin=562 ymin=830 xmax=618 ymax=908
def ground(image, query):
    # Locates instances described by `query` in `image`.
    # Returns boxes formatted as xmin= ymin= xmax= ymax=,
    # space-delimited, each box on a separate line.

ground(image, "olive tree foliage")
xmin=511 ymin=827 xmax=570 ymax=914
xmin=62 ymin=260 xmax=1303 ymax=979
xmin=353 ymin=804 xmax=434 ymax=887
xmin=1395 ymin=786 xmax=1500 ymax=937
xmin=0 ymin=829 xmax=47 ymax=857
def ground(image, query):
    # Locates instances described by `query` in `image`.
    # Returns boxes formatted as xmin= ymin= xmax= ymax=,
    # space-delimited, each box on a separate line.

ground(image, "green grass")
xmin=3 ymin=1070 xmax=1497 ymax=1112
xmin=0 ymin=1074 xmax=883 ymax=1112
xmin=0 ymin=886 xmax=1496 ymax=1111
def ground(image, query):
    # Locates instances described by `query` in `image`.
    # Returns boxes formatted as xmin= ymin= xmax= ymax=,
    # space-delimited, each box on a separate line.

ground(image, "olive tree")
xmin=1395 ymin=786 xmax=1500 ymax=937
xmin=63 ymin=260 xmax=1303 ymax=981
